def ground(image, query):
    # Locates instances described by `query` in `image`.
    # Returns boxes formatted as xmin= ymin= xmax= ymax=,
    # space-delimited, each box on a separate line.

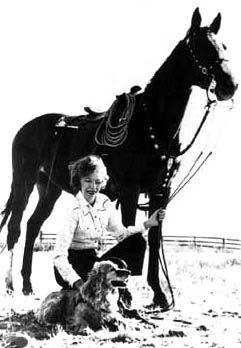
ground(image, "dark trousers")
xmin=54 ymin=233 xmax=146 ymax=289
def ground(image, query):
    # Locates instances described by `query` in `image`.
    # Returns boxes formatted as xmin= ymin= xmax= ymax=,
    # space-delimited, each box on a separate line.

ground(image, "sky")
xmin=0 ymin=0 xmax=240 ymax=242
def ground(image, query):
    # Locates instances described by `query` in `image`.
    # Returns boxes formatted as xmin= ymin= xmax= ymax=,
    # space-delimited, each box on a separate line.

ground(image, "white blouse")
xmin=54 ymin=191 xmax=146 ymax=287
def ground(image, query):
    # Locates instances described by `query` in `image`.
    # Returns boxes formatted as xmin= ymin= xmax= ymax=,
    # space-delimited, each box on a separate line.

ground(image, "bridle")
xmin=172 ymin=30 xmax=231 ymax=156
xmin=185 ymin=30 xmax=225 ymax=86
xmin=143 ymin=30 xmax=227 ymax=161
xmin=153 ymin=31 xmax=226 ymax=159
xmin=185 ymin=29 xmax=231 ymax=102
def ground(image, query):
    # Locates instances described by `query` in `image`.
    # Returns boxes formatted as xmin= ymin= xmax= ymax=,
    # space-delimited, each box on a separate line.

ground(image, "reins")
xmin=177 ymin=99 xmax=216 ymax=157
xmin=158 ymin=224 xmax=175 ymax=312
xmin=0 ymin=242 xmax=6 ymax=254
xmin=152 ymin=85 xmax=218 ymax=312
xmin=154 ymin=150 xmax=213 ymax=313
xmin=175 ymin=81 xmax=234 ymax=162
xmin=168 ymin=151 xmax=212 ymax=203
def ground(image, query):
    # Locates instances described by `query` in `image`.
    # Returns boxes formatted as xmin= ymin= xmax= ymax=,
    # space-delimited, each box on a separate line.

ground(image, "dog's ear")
xmin=92 ymin=261 xmax=112 ymax=280
xmin=82 ymin=262 xmax=108 ymax=308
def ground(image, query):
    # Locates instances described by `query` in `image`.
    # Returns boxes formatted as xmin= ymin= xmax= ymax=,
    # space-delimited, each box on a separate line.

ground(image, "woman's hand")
xmin=73 ymin=278 xmax=84 ymax=290
xmin=144 ymin=208 xmax=166 ymax=229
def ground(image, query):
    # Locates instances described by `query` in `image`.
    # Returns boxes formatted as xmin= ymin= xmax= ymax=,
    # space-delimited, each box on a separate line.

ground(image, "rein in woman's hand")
xmin=144 ymin=208 xmax=166 ymax=229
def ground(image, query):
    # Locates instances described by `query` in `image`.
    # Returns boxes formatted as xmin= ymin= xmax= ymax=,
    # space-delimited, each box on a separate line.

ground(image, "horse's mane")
xmin=143 ymin=39 xmax=187 ymax=102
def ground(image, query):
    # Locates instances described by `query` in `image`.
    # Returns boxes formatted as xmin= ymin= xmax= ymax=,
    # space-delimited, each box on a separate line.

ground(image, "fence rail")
xmin=38 ymin=232 xmax=241 ymax=250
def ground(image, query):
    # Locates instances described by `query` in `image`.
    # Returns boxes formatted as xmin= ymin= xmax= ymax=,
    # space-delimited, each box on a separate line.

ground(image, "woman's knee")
xmin=126 ymin=233 xmax=147 ymax=252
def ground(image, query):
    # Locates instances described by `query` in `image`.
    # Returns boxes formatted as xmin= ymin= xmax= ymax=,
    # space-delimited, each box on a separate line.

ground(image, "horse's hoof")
xmin=144 ymin=302 xmax=160 ymax=312
xmin=144 ymin=294 xmax=171 ymax=313
xmin=144 ymin=302 xmax=169 ymax=313
xmin=22 ymin=288 xmax=34 ymax=296
xmin=6 ymin=287 xmax=14 ymax=296
xmin=152 ymin=301 xmax=171 ymax=312
xmin=5 ymin=280 xmax=14 ymax=295
xmin=153 ymin=293 xmax=170 ymax=309
xmin=22 ymin=283 xmax=34 ymax=296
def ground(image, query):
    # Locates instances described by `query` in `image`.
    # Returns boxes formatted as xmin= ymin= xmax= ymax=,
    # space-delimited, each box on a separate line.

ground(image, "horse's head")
xmin=185 ymin=8 xmax=237 ymax=101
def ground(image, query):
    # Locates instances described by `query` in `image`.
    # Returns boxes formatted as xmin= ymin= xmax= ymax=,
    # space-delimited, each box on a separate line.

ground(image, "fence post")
xmin=222 ymin=238 xmax=225 ymax=249
xmin=194 ymin=236 xmax=196 ymax=248
xmin=39 ymin=231 xmax=43 ymax=247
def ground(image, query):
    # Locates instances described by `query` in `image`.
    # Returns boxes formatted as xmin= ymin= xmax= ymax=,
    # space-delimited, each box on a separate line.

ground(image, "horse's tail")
xmin=0 ymin=189 xmax=13 ymax=232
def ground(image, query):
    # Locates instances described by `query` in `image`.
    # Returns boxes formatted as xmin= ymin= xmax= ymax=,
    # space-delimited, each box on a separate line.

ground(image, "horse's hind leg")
xmin=21 ymin=172 xmax=61 ymax=295
xmin=5 ymin=168 xmax=36 ymax=292
xmin=5 ymin=250 xmax=14 ymax=294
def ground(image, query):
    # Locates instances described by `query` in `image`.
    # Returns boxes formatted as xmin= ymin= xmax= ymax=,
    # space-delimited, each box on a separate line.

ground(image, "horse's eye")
xmin=222 ymin=43 xmax=227 ymax=50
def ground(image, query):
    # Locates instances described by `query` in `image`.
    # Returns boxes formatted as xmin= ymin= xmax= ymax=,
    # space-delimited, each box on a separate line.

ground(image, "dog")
xmin=35 ymin=259 xmax=131 ymax=333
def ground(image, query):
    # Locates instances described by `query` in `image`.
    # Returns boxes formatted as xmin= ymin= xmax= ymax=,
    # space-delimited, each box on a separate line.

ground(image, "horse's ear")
xmin=209 ymin=13 xmax=221 ymax=34
xmin=190 ymin=7 xmax=202 ymax=31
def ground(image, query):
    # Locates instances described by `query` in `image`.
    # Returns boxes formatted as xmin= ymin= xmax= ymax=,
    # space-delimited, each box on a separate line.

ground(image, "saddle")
xmin=55 ymin=85 xmax=141 ymax=130
xmin=83 ymin=107 xmax=104 ymax=119
xmin=55 ymin=109 xmax=105 ymax=129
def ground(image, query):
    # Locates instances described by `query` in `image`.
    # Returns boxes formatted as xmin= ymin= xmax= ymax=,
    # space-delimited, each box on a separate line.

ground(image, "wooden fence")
xmin=38 ymin=232 xmax=241 ymax=250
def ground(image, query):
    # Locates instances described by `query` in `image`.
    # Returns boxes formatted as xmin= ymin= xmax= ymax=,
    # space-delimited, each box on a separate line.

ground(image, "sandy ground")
xmin=0 ymin=246 xmax=240 ymax=347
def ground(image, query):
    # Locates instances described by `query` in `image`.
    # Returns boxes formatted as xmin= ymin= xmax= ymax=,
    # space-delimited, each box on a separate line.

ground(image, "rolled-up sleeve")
xmin=53 ymin=205 xmax=80 ymax=287
xmin=107 ymin=204 xmax=146 ymax=241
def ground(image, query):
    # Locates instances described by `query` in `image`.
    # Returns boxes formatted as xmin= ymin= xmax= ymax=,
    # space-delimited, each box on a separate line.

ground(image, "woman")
xmin=54 ymin=155 xmax=166 ymax=289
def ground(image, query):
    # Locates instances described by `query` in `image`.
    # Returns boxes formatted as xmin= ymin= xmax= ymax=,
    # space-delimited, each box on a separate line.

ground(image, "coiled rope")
xmin=95 ymin=94 xmax=136 ymax=147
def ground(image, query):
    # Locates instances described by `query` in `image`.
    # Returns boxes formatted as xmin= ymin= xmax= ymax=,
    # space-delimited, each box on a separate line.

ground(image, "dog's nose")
xmin=116 ymin=269 xmax=131 ymax=277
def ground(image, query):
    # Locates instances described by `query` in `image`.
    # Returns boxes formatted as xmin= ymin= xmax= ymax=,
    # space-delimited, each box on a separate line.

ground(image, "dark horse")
xmin=0 ymin=8 xmax=237 ymax=307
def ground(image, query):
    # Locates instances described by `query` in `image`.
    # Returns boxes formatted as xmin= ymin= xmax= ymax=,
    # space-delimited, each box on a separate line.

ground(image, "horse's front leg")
xmin=147 ymin=156 xmax=179 ymax=308
xmin=147 ymin=191 xmax=169 ymax=309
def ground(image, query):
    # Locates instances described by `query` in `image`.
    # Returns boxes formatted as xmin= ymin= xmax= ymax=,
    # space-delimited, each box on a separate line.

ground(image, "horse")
xmin=0 ymin=8 xmax=237 ymax=308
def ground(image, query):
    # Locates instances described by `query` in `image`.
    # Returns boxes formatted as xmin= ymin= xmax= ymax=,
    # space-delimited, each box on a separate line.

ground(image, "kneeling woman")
xmin=54 ymin=155 xmax=165 ymax=289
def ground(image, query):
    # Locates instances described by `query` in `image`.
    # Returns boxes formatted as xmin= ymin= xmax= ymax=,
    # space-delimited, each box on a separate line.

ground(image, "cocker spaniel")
xmin=35 ymin=259 xmax=131 ymax=333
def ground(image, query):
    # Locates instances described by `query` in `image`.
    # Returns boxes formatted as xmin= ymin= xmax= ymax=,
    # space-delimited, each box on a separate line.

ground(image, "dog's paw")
xmin=118 ymin=288 xmax=132 ymax=309
xmin=103 ymin=316 xmax=126 ymax=332
xmin=121 ymin=308 xmax=140 ymax=319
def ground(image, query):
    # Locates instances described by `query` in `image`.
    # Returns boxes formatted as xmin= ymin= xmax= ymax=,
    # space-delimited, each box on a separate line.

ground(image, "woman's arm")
xmin=107 ymin=204 xmax=166 ymax=241
xmin=53 ymin=204 xmax=80 ymax=287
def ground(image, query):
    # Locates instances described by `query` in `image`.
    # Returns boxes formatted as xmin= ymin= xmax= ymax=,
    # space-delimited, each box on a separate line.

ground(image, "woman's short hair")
xmin=68 ymin=155 xmax=109 ymax=193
